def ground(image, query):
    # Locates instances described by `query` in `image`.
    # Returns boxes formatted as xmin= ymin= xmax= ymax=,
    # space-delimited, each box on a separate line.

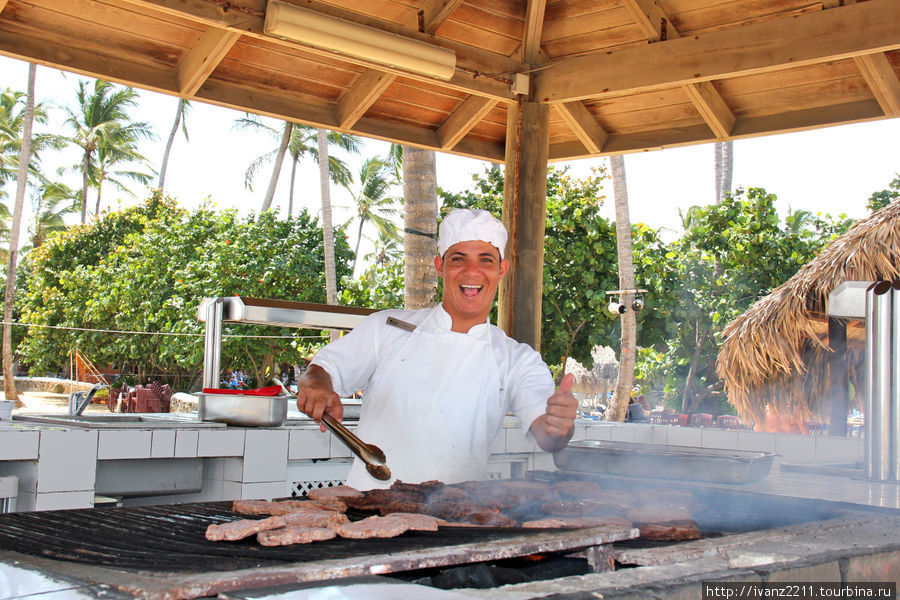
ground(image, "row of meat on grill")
xmin=205 ymin=478 xmax=702 ymax=547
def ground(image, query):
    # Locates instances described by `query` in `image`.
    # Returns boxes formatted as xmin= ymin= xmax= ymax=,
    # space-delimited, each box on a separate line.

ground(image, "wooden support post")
xmin=828 ymin=317 xmax=849 ymax=436
xmin=499 ymin=100 xmax=549 ymax=349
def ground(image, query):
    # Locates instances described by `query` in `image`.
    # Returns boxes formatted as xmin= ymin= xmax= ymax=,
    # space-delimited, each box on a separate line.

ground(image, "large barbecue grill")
xmin=0 ymin=472 xmax=897 ymax=600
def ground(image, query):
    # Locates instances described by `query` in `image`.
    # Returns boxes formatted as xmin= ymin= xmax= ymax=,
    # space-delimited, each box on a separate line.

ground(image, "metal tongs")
xmin=273 ymin=378 xmax=391 ymax=481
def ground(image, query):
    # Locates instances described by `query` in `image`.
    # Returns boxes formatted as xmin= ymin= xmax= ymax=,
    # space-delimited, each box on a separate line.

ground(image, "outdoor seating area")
xmin=649 ymin=409 xmax=747 ymax=429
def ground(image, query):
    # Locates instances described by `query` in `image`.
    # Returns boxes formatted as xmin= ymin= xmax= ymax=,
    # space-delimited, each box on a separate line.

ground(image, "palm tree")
xmin=62 ymin=80 xmax=154 ymax=223
xmin=398 ymin=145 xmax=439 ymax=310
xmin=714 ymin=140 xmax=733 ymax=202
xmin=3 ymin=63 xmax=36 ymax=405
xmin=346 ymin=156 xmax=400 ymax=275
xmin=233 ymin=117 xmax=358 ymax=215
xmin=607 ymin=154 xmax=637 ymax=422
xmin=91 ymin=126 xmax=156 ymax=215
xmin=28 ymin=181 xmax=79 ymax=250
xmin=158 ymin=98 xmax=191 ymax=191
xmin=0 ymin=88 xmax=54 ymax=188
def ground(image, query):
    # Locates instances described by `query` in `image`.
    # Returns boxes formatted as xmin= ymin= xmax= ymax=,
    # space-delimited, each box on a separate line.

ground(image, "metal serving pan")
xmin=197 ymin=393 xmax=289 ymax=427
xmin=554 ymin=440 xmax=775 ymax=484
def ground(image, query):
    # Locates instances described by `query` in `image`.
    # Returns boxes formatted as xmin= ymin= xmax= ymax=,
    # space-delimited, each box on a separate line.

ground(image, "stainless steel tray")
xmin=197 ymin=393 xmax=289 ymax=427
xmin=553 ymin=440 xmax=775 ymax=484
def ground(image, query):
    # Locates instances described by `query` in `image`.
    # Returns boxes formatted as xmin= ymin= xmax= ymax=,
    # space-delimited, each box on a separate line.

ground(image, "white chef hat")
xmin=438 ymin=208 xmax=508 ymax=259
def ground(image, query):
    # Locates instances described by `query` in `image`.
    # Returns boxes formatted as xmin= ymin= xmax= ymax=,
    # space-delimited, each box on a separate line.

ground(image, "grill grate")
xmin=0 ymin=502 xmax=554 ymax=572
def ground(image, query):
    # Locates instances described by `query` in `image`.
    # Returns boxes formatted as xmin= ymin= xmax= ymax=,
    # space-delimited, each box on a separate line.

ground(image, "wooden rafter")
xmin=0 ymin=0 xmax=9 ymax=13
xmin=535 ymin=0 xmax=900 ymax=104
xmin=338 ymin=70 xmax=396 ymax=129
xmin=854 ymin=53 xmax=900 ymax=117
xmin=622 ymin=0 xmax=735 ymax=138
xmin=523 ymin=0 xmax=546 ymax=65
xmin=177 ymin=28 xmax=240 ymax=97
xmin=420 ymin=0 xmax=463 ymax=34
xmin=436 ymin=96 xmax=497 ymax=150
xmin=556 ymin=102 xmax=608 ymax=154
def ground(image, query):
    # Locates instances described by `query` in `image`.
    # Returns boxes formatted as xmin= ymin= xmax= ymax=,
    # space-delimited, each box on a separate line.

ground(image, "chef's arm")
xmin=296 ymin=364 xmax=344 ymax=432
xmin=529 ymin=373 xmax=577 ymax=452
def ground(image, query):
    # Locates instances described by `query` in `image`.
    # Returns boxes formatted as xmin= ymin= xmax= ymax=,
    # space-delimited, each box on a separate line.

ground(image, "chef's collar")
xmin=420 ymin=303 xmax=490 ymax=334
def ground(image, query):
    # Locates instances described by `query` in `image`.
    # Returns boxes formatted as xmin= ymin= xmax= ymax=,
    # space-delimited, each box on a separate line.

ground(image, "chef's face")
xmin=434 ymin=240 xmax=509 ymax=332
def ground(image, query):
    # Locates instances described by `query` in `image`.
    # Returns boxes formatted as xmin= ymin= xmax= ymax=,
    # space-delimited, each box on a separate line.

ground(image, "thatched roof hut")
xmin=717 ymin=201 xmax=900 ymax=427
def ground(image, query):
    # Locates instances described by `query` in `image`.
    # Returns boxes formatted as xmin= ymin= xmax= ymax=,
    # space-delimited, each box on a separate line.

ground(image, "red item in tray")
xmin=202 ymin=386 xmax=283 ymax=396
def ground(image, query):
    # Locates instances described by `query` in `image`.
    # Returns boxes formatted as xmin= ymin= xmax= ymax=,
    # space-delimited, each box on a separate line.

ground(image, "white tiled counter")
xmin=0 ymin=418 xmax=866 ymax=512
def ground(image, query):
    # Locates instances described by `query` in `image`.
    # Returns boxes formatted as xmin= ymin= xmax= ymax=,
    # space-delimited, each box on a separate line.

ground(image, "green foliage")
xmin=645 ymin=188 xmax=854 ymax=409
xmin=340 ymin=259 xmax=404 ymax=309
xmin=18 ymin=190 xmax=353 ymax=388
xmin=867 ymin=175 xmax=900 ymax=213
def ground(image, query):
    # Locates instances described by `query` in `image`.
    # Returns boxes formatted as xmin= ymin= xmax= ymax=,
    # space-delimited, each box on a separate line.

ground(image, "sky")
xmin=2 ymin=56 xmax=899 ymax=257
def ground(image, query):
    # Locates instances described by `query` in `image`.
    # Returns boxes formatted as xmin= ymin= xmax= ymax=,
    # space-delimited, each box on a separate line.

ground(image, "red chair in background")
xmin=690 ymin=413 xmax=713 ymax=427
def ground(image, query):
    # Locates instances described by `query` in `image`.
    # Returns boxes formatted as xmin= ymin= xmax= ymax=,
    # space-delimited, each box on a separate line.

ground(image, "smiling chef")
xmin=296 ymin=208 xmax=577 ymax=489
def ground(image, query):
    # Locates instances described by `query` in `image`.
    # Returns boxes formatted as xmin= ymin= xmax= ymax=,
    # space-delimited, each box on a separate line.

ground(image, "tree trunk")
xmin=80 ymin=150 xmax=91 ymax=224
xmin=288 ymin=158 xmax=298 ymax=218
xmin=317 ymin=129 xmax=340 ymax=341
xmin=158 ymin=99 xmax=184 ymax=190
xmin=402 ymin=146 xmax=438 ymax=309
xmin=608 ymin=154 xmax=636 ymax=423
xmin=682 ymin=325 xmax=713 ymax=414
xmin=714 ymin=142 xmax=723 ymax=202
xmin=94 ymin=177 xmax=103 ymax=217
xmin=714 ymin=140 xmax=734 ymax=202
xmin=3 ymin=63 xmax=36 ymax=406
xmin=261 ymin=122 xmax=292 ymax=212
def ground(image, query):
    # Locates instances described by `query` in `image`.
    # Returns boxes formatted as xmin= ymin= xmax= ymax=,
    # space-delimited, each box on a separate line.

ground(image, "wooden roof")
xmin=1 ymin=0 xmax=898 ymax=163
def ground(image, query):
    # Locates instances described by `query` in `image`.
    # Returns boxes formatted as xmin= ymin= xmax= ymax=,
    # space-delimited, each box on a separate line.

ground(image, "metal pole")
xmin=202 ymin=298 xmax=224 ymax=390
xmin=893 ymin=280 xmax=900 ymax=480
xmin=870 ymin=281 xmax=892 ymax=480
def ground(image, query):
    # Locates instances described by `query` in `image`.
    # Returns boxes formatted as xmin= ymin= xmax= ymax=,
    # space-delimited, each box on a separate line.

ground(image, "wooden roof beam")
xmin=555 ymin=102 xmax=608 ymax=154
xmin=622 ymin=0 xmax=735 ymax=137
xmin=420 ymin=0 xmax=464 ymax=34
xmin=436 ymin=96 xmax=497 ymax=150
xmin=523 ymin=0 xmax=547 ymax=65
xmin=0 ymin=1 xmax=10 ymax=14
xmin=535 ymin=0 xmax=900 ymax=104
xmin=121 ymin=0 xmax=523 ymax=103
xmin=337 ymin=70 xmax=396 ymax=129
xmin=854 ymin=53 xmax=900 ymax=117
xmin=177 ymin=28 xmax=241 ymax=97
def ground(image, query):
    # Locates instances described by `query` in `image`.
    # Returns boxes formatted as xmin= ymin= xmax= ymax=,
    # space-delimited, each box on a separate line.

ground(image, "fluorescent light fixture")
xmin=264 ymin=0 xmax=457 ymax=80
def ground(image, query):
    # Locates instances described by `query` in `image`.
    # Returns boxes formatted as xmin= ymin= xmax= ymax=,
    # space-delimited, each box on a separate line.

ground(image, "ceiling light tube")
xmin=264 ymin=0 xmax=457 ymax=81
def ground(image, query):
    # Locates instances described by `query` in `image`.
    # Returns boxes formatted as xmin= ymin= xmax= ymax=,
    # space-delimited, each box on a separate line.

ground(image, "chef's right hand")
xmin=296 ymin=364 xmax=343 ymax=432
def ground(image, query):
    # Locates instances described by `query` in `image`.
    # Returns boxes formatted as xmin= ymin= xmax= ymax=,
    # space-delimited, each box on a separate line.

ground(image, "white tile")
xmin=223 ymin=457 xmax=243 ymax=482
xmin=34 ymin=490 xmax=94 ymax=511
xmin=531 ymin=452 xmax=556 ymax=471
xmin=737 ymin=431 xmax=776 ymax=453
xmin=814 ymin=436 xmax=862 ymax=462
xmin=37 ymin=431 xmax=97 ymax=493
xmin=197 ymin=430 xmax=245 ymax=457
xmin=631 ymin=425 xmax=654 ymax=444
xmin=701 ymin=428 xmax=739 ymax=449
xmin=289 ymin=429 xmax=330 ymax=459
xmin=666 ymin=426 xmax=702 ymax=447
xmin=201 ymin=478 xmax=225 ymax=502
xmin=243 ymin=430 xmax=288 ymax=483
xmin=175 ymin=429 xmax=199 ymax=457
xmin=775 ymin=433 xmax=817 ymax=462
xmin=583 ymin=424 xmax=612 ymax=440
xmin=98 ymin=430 xmax=152 ymax=459
xmin=571 ymin=424 xmax=588 ymax=442
xmin=650 ymin=425 xmax=669 ymax=445
xmin=15 ymin=490 xmax=34 ymax=511
xmin=0 ymin=431 xmax=39 ymax=460
xmin=221 ymin=480 xmax=242 ymax=501
xmin=150 ymin=430 xmax=176 ymax=458
xmin=235 ymin=481 xmax=286 ymax=500
xmin=204 ymin=457 xmax=225 ymax=481
xmin=609 ymin=425 xmax=636 ymax=442
xmin=4 ymin=461 xmax=37 ymax=495
xmin=505 ymin=428 xmax=534 ymax=452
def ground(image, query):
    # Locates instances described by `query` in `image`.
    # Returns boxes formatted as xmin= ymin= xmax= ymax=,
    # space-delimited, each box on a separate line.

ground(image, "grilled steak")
xmin=335 ymin=515 xmax=410 ymax=539
xmin=380 ymin=512 xmax=446 ymax=531
xmin=257 ymin=525 xmax=337 ymax=546
xmin=233 ymin=499 xmax=347 ymax=517
xmin=638 ymin=519 xmax=701 ymax=541
xmin=426 ymin=485 xmax=471 ymax=504
xmin=626 ymin=504 xmax=693 ymax=524
xmin=206 ymin=515 xmax=287 ymax=541
xmin=345 ymin=488 xmax=427 ymax=511
xmin=379 ymin=501 xmax=429 ymax=515
xmin=281 ymin=509 xmax=349 ymax=528
xmin=307 ymin=484 xmax=363 ymax=501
